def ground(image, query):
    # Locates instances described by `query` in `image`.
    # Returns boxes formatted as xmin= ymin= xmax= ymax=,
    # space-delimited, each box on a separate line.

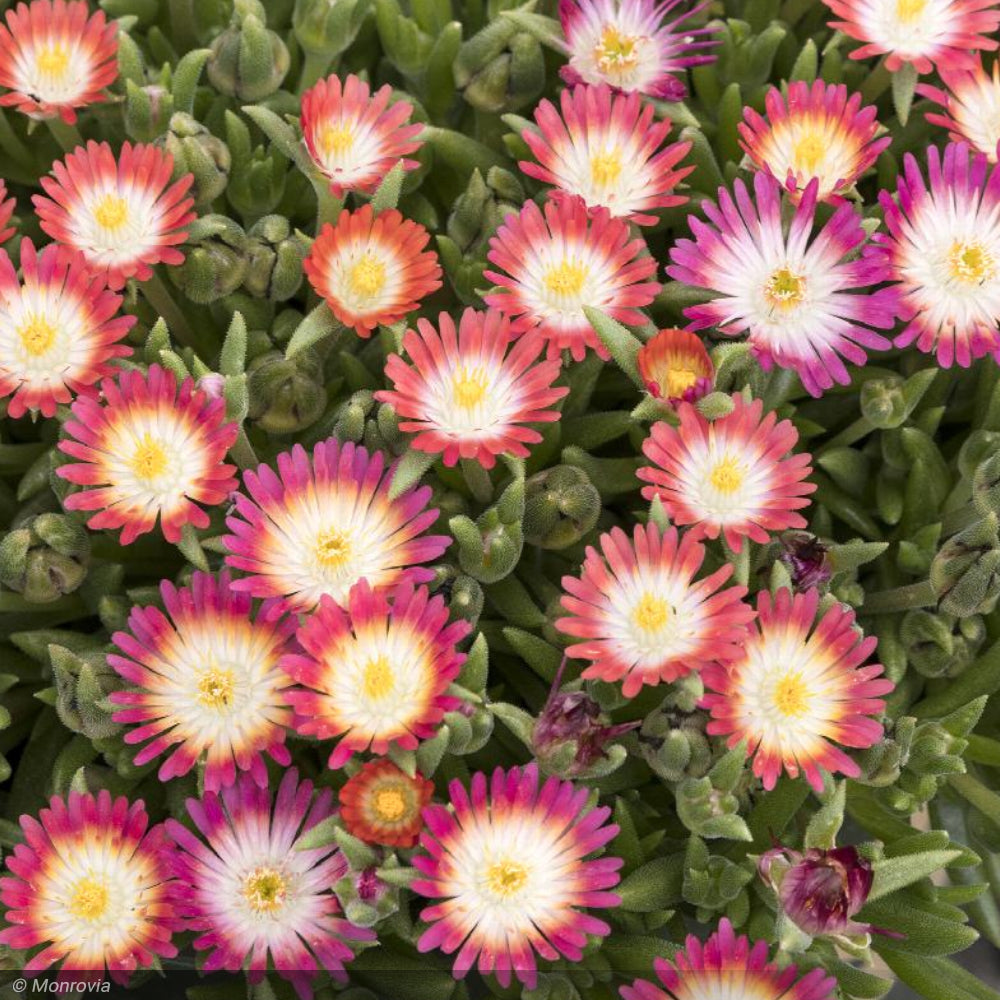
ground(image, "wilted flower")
xmin=780 ymin=532 xmax=833 ymax=591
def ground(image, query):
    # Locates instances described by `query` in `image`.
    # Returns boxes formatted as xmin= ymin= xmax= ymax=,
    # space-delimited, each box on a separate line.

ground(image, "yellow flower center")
xmin=896 ymin=0 xmax=926 ymax=22
xmin=665 ymin=366 xmax=699 ymax=399
xmin=93 ymin=194 xmax=129 ymax=231
xmin=242 ymin=867 xmax=288 ymax=916
xmin=709 ymin=456 xmax=745 ymax=495
xmin=544 ymin=259 xmax=588 ymax=297
xmin=594 ymin=25 xmax=640 ymax=73
xmin=320 ymin=124 xmax=355 ymax=156
xmin=349 ymin=253 xmax=386 ymax=299
xmin=633 ymin=592 xmax=670 ymax=632
xmin=197 ymin=666 xmax=236 ymax=710
xmin=68 ymin=877 xmax=109 ymax=922
xmin=484 ymin=859 xmax=529 ymax=899
xmin=36 ymin=45 xmax=70 ymax=78
xmin=362 ymin=655 xmax=395 ymax=701
xmin=793 ymin=131 xmax=827 ymax=174
xmin=773 ymin=671 xmax=810 ymax=717
xmin=764 ymin=266 xmax=806 ymax=309
xmin=590 ymin=149 xmax=623 ymax=190
xmin=17 ymin=315 xmax=57 ymax=357
xmin=452 ymin=365 xmax=489 ymax=408
xmin=314 ymin=527 xmax=353 ymax=567
xmin=130 ymin=434 xmax=169 ymax=482
xmin=948 ymin=240 xmax=995 ymax=284
xmin=373 ymin=786 xmax=407 ymax=822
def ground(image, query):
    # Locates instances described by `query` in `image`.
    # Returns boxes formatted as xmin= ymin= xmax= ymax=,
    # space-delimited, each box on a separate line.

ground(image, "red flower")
xmin=339 ymin=759 xmax=434 ymax=847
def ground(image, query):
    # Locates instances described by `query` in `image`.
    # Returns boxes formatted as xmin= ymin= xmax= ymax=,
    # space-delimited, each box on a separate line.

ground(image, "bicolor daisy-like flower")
xmin=638 ymin=394 xmax=815 ymax=552
xmin=920 ymin=60 xmax=1000 ymax=160
xmin=0 ymin=239 xmax=133 ymax=419
xmin=0 ymin=0 xmax=117 ymax=124
xmin=520 ymin=84 xmax=693 ymax=225
xmin=301 ymin=73 xmax=422 ymax=198
xmin=303 ymin=204 xmax=441 ymax=337
xmin=375 ymin=308 xmax=567 ymax=468
xmin=558 ymin=0 xmax=717 ymax=99
xmin=821 ymin=0 xmax=1000 ymax=73
xmin=282 ymin=579 xmax=469 ymax=767
xmin=738 ymin=81 xmax=890 ymax=202
xmin=667 ymin=172 xmax=896 ymax=396
xmin=413 ymin=763 xmax=622 ymax=988
xmin=0 ymin=180 xmax=15 ymax=243
xmin=701 ymin=588 xmax=893 ymax=792
xmin=621 ymin=918 xmax=837 ymax=1000
xmin=224 ymin=438 xmax=449 ymax=615
xmin=167 ymin=770 xmax=375 ymax=993
xmin=339 ymin=759 xmax=435 ymax=848
xmin=0 ymin=791 xmax=179 ymax=975
xmin=33 ymin=141 xmax=195 ymax=291
xmin=108 ymin=571 xmax=297 ymax=793
xmin=57 ymin=365 xmax=239 ymax=545
xmin=875 ymin=142 xmax=1000 ymax=366
xmin=483 ymin=195 xmax=659 ymax=361
xmin=558 ymin=523 xmax=754 ymax=697
xmin=636 ymin=328 xmax=713 ymax=407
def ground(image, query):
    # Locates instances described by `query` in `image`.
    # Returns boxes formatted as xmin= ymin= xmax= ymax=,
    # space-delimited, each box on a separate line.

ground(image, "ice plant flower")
xmin=701 ymin=587 xmax=894 ymax=791
xmin=303 ymin=204 xmax=442 ymax=337
xmin=520 ymin=83 xmax=693 ymax=225
xmin=738 ymin=81 xmax=890 ymax=202
xmin=375 ymin=308 xmax=568 ymax=468
xmin=483 ymin=195 xmax=659 ymax=360
xmin=621 ymin=918 xmax=837 ymax=1000
xmin=667 ymin=172 xmax=896 ymax=396
xmin=0 ymin=0 xmax=118 ymax=124
xmin=282 ymin=579 xmax=470 ymax=766
xmin=919 ymin=60 xmax=1000 ymax=160
xmin=57 ymin=365 xmax=239 ymax=545
xmin=820 ymin=0 xmax=1000 ymax=74
xmin=875 ymin=142 xmax=1000 ymax=367
xmin=759 ymin=845 xmax=876 ymax=939
xmin=166 ymin=770 xmax=375 ymax=993
xmin=557 ymin=523 xmax=754 ymax=696
xmin=636 ymin=328 xmax=713 ymax=407
xmin=0 ymin=791 xmax=179 ymax=975
xmin=0 ymin=238 xmax=134 ymax=418
xmin=339 ymin=759 xmax=435 ymax=848
xmin=108 ymin=571 xmax=297 ymax=793
xmin=34 ymin=141 xmax=195 ymax=291
xmin=0 ymin=180 xmax=15 ymax=243
xmin=224 ymin=438 xmax=449 ymax=615
xmin=638 ymin=394 xmax=816 ymax=552
xmin=301 ymin=73 xmax=423 ymax=198
xmin=558 ymin=0 xmax=717 ymax=99
xmin=413 ymin=763 xmax=622 ymax=988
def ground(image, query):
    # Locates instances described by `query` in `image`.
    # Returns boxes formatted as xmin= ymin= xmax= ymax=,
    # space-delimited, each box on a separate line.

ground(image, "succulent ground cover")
xmin=1 ymin=0 xmax=1000 ymax=998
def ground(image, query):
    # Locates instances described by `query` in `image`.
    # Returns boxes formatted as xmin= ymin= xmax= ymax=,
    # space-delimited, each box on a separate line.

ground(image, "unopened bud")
xmin=243 ymin=215 xmax=310 ymax=301
xmin=160 ymin=113 xmax=231 ymax=208
xmin=931 ymin=513 xmax=1000 ymax=616
xmin=208 ymin=0 xmax=290 ymax=102
xmin=169 ymin=214 xmax=248 ymax=304
xmin=247 ymin=350 xmax=326 ymax=433
xmin=523 ymin=465 xmax=601 ymax=549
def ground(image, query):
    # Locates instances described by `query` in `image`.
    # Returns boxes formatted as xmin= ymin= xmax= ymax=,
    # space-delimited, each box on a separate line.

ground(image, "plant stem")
xmin=462 ymin=459 xmax=493 ymax=504
xmin=860 ymin=579 xmax=937 ymax=614
xmin=45 ymin=117 xmax=83 ymax=154
xmin=140 ymin=271 xmax=198 ymax=351
xmin=297 ymin=51 xmax=335 ymax=96
xmin=314 ymin=183 xmax=343 ymax=232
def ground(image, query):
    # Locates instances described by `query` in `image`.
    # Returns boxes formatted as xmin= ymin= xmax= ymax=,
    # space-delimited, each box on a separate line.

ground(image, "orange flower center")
xmin=93 ymin=194 xmax=129 ymax=231
xmin=197 ymin=665 xmax=236 ymax=709
xmin=373 ymin=786 xmax=407 ymax=822
xmin=68 ymin=876 xmax=110 ymax=921
xmin=362 ymin=656 xmax=395 ymax=700
xmin=242 ymin=867 xmax=288 ymax=915
xmin=36 ymin=45 xmax=70 ymax=78
xmin=320 ymin=124 xmax=355 ymax=156
xmin=349 ymin=253 xmax=386 ymax=299
xmin=773 ymin=671 xmax=809 ymax=717
xmin=948 ymin=240 xmax=995 ymax=284
xmin=544 ymin=259 xmax=588 ymax=296
xmin=314 ymin=527 xmax=353 ymax=567
xmin=594 ymin=26 xmax=640 ymax=74
xmin=764 ymin=266 xmax=806 ymax=309
xmin=484 ymin=858 xmax=529 ymax=898
xmin=633 ymin=593 xmax=670 ymax=632
xmin=709 ymin=455 xmax=744 ymax=494
xmin=895 ymin=0 xmax=926 ymax=22
xmin=590 ymin=148 xmax=623 ymax=189
xmin=130 ymin=435 xmax=169 ymax=482
xmin=452 ymin=365 xmax=489 ymax=408
xmin=17 ymin=315 xmax=57 ymax=357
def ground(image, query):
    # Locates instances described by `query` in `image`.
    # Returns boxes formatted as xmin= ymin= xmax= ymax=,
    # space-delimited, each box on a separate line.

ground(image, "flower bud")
xmin=759 ymin=845 xmax=874 ymax=939
xmin=224 ymin=110 xmax=288 ymax=218
xmin=523 ymin=465 xmax=601 ymax=549
xmin=293 ymin=0 xmax=372 ymax=58
xmin=639 ymin=706 xmax=712 ymax=783
xmin=208 ymin=0 xmax=290 ymax=102
xmin=247 ymin=350 xmax=327 ymax=433
xmin=124 ymin=81 xmax=173 ymax=143
xmin=959 ymin=430 xmax=1000 ymax=481
xmin=50 ymin=645 xmax=120 ymax=740
xmin=450 ymin=513 xmax=522 ymax=584
xmin=931 ymin=512 xmax=1000 ymax=616
xmin=243 ymin=215 xmax=310 ymax=301
xmin=334 ymin=390 xmax=375 ymax=443
xmin=0 ymin=514 xmax=90 ymax=604
xmin=860 ymin=376 xmax=907 ymax=429
xmin=456 ymin=21 xmax=545 ymax=113
xmin=335 ymin=866 xmax=398 ymax=927
xmin=160 ymin=113 xmax=231 ymax=208
xmin=446 ymin=167 xmax=523 ymax=254
xmin=446 ymin=573 xmax=484 ymax=628
xmin=778 ymin=531 xmax=832 ymax=592
xmin=169 ymin=214 xmax=248 ymax=304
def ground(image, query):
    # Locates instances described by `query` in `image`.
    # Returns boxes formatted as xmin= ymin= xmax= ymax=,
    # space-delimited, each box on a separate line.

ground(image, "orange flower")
xmin=339 ymin=759 xmax=434 ymax=847
xmin=636 ymin=328 xmax=713 ymax=406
